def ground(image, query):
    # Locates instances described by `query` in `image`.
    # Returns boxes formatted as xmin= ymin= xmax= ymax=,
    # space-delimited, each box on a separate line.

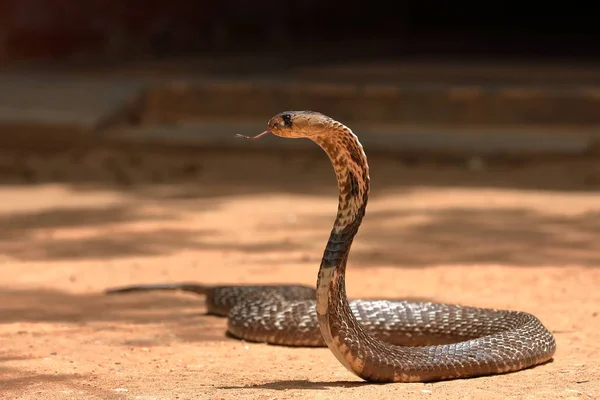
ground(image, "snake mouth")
xmin=235 ymin=130 xmax=271 ymax=140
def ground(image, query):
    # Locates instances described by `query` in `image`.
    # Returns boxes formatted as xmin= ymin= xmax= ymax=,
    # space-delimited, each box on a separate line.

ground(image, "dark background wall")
xmin=1 ymin=0 xmax=597 ymax=64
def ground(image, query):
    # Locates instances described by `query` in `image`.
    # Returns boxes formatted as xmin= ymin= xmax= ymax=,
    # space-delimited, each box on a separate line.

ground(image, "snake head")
xmin=268 ymin=111 xmax=332 ymax=139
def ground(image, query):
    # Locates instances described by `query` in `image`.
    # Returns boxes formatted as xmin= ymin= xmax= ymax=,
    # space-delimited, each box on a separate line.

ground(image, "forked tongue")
xmin=235 ymin=131 xmax=271 ymax=140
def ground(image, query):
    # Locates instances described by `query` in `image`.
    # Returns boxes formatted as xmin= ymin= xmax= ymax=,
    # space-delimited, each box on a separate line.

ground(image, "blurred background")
xmin=1 ymin=1 xmax=600 ymax=261
xmin=1 ymin=0 xmax=600 ymax=387
xmin=1 ymin=0 xmax=600 ymax=157
xmin=2 ymin=4 xmax=600 ymax=396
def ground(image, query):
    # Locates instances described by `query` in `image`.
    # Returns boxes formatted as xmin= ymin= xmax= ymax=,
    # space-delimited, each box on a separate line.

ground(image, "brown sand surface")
xmin=0 ymin=147 xmax=598 ymax=399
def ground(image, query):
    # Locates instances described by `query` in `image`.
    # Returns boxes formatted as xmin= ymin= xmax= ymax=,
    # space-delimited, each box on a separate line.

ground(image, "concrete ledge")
xmin=0 ymin=74 xmax=145 ymax=129
xmin=1 ymin=71 xmax=600 ymax=156
xmin=143 ymin=79 xmax=600 ymax=126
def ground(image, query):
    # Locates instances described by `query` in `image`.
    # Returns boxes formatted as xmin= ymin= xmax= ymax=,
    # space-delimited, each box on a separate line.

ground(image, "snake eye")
xmin=281 ymin=113 xmax=293 ymax=127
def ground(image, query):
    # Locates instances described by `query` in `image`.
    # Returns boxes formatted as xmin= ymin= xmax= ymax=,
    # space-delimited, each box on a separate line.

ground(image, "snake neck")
xmin=311 ymin=125 xmax=371 ymax=377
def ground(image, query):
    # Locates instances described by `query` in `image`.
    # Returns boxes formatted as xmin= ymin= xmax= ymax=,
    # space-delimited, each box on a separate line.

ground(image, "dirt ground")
xmin=0 ymin=146 xmax=598 ymax=399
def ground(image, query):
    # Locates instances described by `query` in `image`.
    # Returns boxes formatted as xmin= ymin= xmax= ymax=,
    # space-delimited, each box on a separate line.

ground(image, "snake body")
xmin=106 ymin=111 xmax=556 ymax=383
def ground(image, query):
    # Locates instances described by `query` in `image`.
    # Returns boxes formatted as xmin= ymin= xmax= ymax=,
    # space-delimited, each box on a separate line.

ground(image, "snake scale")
xmin=106 ymin=111 xmax=556 ymax=383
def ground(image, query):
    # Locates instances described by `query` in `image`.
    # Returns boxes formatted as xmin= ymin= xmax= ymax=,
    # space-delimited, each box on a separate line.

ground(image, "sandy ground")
xmin=0 ymin=146 xmax=598 ymax=399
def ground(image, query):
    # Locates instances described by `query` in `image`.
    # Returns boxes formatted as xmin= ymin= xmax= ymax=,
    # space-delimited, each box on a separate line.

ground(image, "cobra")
xmin=107 ymin=111 xmax=556 ymax=383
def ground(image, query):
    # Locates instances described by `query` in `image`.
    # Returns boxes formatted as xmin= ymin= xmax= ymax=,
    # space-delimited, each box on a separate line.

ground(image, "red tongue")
xmin=235 ymin=131 xmax=271 ymax=140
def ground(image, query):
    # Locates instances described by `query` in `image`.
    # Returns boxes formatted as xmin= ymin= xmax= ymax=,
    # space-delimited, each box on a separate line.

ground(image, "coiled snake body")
xmin=106 ymin=111 xmax=556 ymax=383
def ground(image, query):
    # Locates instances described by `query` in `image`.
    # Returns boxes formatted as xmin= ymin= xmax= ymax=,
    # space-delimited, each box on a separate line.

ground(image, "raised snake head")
xmin=267 ymin=110 xmax=335 ymax=139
